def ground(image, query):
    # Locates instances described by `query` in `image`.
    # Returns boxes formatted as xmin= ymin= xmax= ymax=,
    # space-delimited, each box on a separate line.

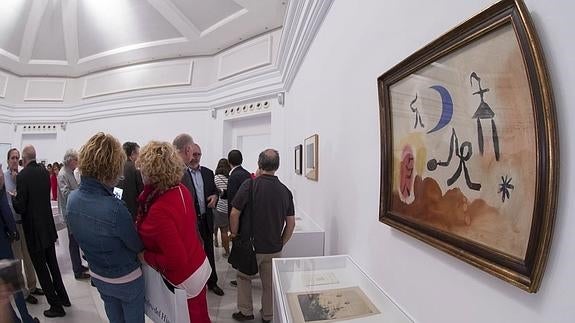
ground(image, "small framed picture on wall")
xmin=294 ymin=144 xmax=302 ymax=175
xmin=304 ymin=134 xmax=318 ymax=181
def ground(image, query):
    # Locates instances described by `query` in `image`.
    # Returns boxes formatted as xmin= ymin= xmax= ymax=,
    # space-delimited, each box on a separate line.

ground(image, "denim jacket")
xmin=67 ymin=176 xmax=143 ymax=278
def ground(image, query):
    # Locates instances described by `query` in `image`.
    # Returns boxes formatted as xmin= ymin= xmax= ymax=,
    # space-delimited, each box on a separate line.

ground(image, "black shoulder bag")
xmin=228 ymin=179 xmax=258 ymax=275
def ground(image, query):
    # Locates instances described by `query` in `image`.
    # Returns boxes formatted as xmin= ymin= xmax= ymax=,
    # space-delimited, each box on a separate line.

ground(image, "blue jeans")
xmin=92 ymin=275 xmax=145 ymax=323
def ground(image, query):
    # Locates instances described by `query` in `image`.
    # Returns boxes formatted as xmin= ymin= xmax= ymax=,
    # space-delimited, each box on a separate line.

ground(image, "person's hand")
xmin=207 ymin=195 xmax=218 ymax=208
xmin=7 ymin=190 xmax=16 ymax=197
xmin=138 ymin=251 xmax=146 ymax=265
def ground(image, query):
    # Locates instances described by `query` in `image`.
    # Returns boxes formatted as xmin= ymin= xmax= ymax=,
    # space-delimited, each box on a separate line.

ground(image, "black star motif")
xmin=498 ymin=175 xmax=514 ymax=203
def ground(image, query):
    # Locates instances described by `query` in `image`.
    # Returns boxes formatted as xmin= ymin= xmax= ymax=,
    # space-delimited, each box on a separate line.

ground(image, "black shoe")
xmin=75 ymin=272 xmax=90 ymax=280
xmin=230 ymin=280 xmax=238 ymax=286
xmin=81 ymin=265 xmax=89 ymax=272
xmin=232 ymin=312 xmax=254 ymax=321
xmin=25 ymin=295 xmax=38 ymax=304
xmin=209 ymin=284 xmax=224 ymax=296
xmin=32 ymin=318 xmax=40 ymax=323
xmin=262 ymin=319 xmax=270 ymax=323
xmin=61 ymin=299 xmax=71 ymax=307
xmin=30 ymin=288 xmax=44 ymax=296
xmin=43 ymin=306 xmax=66 ymax=318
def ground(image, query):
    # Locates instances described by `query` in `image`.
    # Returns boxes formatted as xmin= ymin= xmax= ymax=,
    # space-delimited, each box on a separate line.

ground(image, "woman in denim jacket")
xmin=67 ymin=133 xmax=144 ymax=323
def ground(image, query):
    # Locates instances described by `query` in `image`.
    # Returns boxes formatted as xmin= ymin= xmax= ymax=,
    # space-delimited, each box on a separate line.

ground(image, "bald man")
xmin=12 ymin=146 xmax=70 ymax=318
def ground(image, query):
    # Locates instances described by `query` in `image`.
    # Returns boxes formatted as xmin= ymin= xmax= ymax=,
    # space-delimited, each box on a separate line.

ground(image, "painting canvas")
xmin=305 ymin=135 xmax=318 ymax=181
xmin=287 ymin=287 xmax=379 ymax=323
xmin=377 ymin=0 xmax=558 ymax=292
xmin=295 ymin=144 xmax=303 ymax=175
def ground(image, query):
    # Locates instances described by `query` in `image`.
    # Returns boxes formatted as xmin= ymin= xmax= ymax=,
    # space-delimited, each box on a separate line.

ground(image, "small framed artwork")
xmin=377 ymin=0 xmax=558 ymax=292
xmin=304 ymin=134 xmax=318 ymax=181
xmin=294 ymin=144 xmax=303 ymax=175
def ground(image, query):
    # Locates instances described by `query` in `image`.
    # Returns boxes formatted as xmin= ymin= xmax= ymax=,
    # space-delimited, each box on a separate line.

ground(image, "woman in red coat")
xmin=50 ymin=163 xmax=60 ymax=201
xmin=136 ymin=141 xmax=211 ymax=323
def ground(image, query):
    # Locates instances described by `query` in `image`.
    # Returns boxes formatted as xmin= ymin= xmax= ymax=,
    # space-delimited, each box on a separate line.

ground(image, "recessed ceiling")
xmin=0 ymin=0 xmax=286 ymax=77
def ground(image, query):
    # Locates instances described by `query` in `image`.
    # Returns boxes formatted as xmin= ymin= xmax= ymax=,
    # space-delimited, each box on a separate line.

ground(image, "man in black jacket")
xmin=117 ymin=142 xmax=143 ymax=220
xmin=173 ymin=134 xmax=224 ymax=296
xmin=188 ymin=143 xmax=223 ymax=296
xmin=227 ymin=150 xmax=252 ymax=217
xmin=12 ymin=146 xmax=69 ymax=318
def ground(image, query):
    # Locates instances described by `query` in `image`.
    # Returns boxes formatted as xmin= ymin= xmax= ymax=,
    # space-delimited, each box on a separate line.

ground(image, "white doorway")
xmin=224 ymin=113 xmax=271 ymax=173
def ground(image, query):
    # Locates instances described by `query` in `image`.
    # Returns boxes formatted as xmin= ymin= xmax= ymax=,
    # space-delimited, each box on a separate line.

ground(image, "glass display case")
xmin=272 ymin=255 xmax=413 ymax=323
xmin=282 ymin=215 xmax=325 ymax=258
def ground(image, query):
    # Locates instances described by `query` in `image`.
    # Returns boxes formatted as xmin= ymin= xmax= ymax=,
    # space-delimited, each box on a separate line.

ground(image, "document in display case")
xmin=272 ymin=255 xmax=413 ymax=323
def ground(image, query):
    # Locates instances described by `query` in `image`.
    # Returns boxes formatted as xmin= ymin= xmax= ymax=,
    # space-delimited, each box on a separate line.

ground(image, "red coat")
xmin=50 ymin=174 xmax=58 ymax=201
xmin=137 ymin=183 xmax=206 ymax=285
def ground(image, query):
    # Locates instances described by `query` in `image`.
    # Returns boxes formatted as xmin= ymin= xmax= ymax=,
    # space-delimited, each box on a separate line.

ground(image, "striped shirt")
xmin=214 ymin=174 xmax=228 ymax=213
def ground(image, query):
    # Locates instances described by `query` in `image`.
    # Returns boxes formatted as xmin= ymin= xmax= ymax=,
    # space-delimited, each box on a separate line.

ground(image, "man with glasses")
xmin=3 ymin=148 xmax=44 ymax=304
xmin=172 ymin=135 xmax=223 ymax=296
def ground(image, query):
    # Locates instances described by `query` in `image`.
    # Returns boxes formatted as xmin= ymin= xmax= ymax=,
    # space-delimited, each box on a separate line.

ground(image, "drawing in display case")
xmin=272 ymin=255 xmax=413 ymax=323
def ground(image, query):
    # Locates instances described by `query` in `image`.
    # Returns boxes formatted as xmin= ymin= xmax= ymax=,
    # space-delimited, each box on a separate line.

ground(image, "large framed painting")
xmin=377 ymin=0 xmax=558 ymax=293
xmin=305 ymin=135 xmax=319 ymax=181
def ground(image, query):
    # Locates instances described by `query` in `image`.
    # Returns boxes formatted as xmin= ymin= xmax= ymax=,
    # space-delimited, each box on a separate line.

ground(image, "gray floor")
xmin=15 ymin=202 xmax=266 ymax=322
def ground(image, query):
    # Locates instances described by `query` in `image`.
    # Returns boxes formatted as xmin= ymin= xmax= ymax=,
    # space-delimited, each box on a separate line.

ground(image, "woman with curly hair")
xmin=67 ymin=133 xmax=145 ymax=323
xmin=136 ymin=141 xmax=211 ymax=323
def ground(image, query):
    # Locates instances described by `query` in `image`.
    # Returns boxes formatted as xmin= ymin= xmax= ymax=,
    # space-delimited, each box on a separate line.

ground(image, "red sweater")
xmin=137 ymin=184 xmax=206 ymax=285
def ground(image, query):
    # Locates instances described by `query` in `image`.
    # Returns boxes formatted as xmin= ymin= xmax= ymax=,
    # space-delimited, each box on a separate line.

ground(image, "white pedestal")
xmin=281 ymin=215 xmax=325 ymax=258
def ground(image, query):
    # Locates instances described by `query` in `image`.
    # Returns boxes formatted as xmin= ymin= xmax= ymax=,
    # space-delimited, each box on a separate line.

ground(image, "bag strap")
xmin=247 ymin=178 xmax=255 ymax=240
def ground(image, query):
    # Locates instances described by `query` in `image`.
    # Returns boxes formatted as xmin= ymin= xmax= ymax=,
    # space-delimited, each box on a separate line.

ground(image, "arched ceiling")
xmin=0 ymin=0 xmax=286 ymax=77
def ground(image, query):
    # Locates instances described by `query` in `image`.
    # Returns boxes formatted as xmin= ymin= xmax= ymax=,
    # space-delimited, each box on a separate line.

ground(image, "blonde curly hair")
xmin=79 ymin=133 xmax=125 ymax=184
xmin=137 ymin=141 xmax=184 ymax=191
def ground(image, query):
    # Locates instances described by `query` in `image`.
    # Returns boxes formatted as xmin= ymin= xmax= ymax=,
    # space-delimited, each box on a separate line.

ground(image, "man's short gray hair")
xmin=172 ymin=134 xmax=194 ymax=151
xmin=258 ymin=149 xmax=280 ymax=171
xmin=63 ymin=149 xmax=79 ymax=167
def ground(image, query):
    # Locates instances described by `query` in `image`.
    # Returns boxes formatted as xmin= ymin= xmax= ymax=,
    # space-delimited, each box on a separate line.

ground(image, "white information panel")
xmin=272 ymin=255 xmax=413 ymax=323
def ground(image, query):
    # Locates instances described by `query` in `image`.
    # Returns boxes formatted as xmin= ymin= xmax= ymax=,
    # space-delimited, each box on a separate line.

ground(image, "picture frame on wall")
xmin=304 ymin=134 xmax=318 ymax=181
xmin=294 ymin=144 xmax=303 ymax=175
xmin=377 ymin=0 xmax=558 ymax=293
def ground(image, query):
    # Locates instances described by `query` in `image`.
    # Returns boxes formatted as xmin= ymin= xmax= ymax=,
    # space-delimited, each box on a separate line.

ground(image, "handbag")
xmin=228 ymin=179 xmax=258 ymax=275
xmin=142 ymin=264 xmax=190 ymax=323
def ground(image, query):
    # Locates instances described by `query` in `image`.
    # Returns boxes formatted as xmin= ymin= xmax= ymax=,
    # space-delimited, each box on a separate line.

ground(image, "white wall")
xmin=280 ymin=0 xmax=574 ymax=322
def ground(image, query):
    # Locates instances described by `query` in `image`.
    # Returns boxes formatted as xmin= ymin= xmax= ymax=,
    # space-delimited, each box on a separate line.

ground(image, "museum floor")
xmin=15 ymin=202 xmax=264 ymax=323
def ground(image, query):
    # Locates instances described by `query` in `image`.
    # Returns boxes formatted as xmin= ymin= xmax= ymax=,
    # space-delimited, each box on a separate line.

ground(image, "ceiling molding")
xmin=62 ymin=0 xmax=79 ymax=66
xmin=146 ymin=0 xmax=201 ymax=40
xmin=19 ymin=0 xmax=50 ymax=64
xmin=0 ymin=0 xmax=333 ymax=123
xmin=200 ymin=8 xmax=249 ymax=37
xmin=77 ymin=38 xmax=188 ymax=65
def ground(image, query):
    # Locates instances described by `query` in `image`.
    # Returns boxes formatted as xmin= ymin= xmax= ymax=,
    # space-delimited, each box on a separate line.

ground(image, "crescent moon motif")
xmin=426 ymin=85 xmax=453 ymax=134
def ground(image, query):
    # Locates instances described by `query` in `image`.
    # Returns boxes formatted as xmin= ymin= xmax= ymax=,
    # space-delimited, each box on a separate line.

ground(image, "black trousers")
xmin=198 ymin=214 xmax=218 ymax=287
xmin=29 ymin=245 xmax=69 ymax=308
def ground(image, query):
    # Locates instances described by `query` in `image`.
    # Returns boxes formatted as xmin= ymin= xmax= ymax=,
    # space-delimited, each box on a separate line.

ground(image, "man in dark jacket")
xmin=172 ymin=133 xmax=224 ymax=296
xmin=188 ymin=143 xmax=222 ymax=296
xmin=12 ymin=145 xmax=69 ymax=318
xmin=227 ymin=150 xmax=251 ymax=217
xmin=117 ymin=142 xmax=143 ymax=220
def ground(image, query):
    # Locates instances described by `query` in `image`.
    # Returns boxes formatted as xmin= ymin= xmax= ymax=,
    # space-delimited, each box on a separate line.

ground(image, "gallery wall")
xmin=280 ymin=0 xmax=573 ymax=322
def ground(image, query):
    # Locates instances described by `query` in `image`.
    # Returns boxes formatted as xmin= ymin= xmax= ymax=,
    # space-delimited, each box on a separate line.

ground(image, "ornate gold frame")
xmin=377 ymin=0 xmax=558 ymax=292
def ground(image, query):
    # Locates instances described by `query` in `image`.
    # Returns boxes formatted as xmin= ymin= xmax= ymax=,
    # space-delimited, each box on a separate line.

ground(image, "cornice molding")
xmin=0 ymin=0 xmax=334 ymax=124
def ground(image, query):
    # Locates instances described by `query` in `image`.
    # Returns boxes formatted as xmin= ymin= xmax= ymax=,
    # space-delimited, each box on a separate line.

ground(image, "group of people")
xmin=0 ymin=131 xmax=295 ymax=323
